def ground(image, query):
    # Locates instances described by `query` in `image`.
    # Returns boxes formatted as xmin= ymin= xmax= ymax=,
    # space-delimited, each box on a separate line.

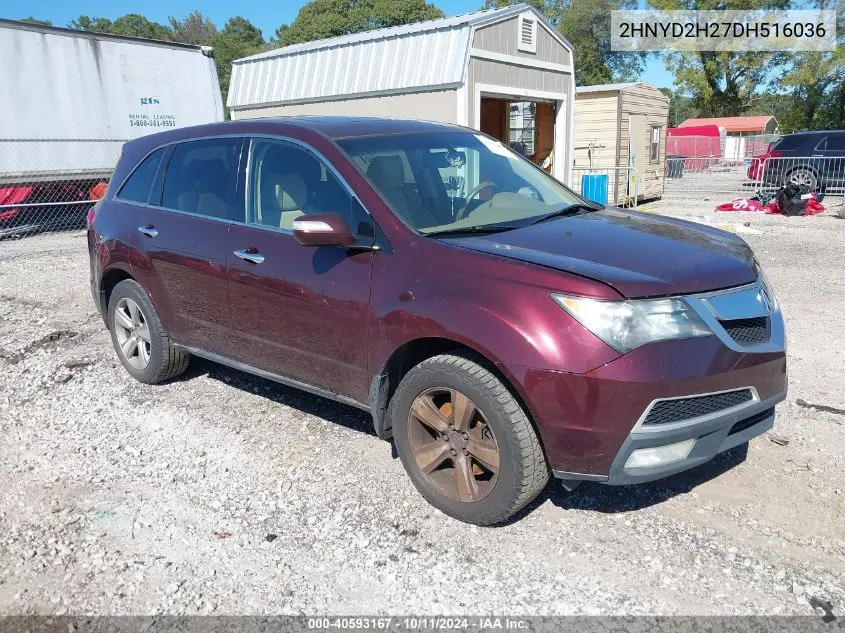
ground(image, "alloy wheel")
xmin=789 ymin=169 xmax=816 ymax=188
xmin=113 ymin=297 xmax=151 ymax=370
xmin=407 ymin=387 xmax=500 ymax=502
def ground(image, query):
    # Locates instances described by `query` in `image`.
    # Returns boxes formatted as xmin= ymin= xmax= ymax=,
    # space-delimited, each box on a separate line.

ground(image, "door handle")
xmin=234 ymin=249 xmax=265 ymax=265
xmin=137 ymin=225 xmax=158 ymax=238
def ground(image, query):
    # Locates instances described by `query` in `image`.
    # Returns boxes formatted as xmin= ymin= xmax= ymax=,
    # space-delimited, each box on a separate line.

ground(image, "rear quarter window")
xmin=825 ymin=133 xmax=845 ymax=152
xmin=116 ymin=148 xmax=165 ymax=203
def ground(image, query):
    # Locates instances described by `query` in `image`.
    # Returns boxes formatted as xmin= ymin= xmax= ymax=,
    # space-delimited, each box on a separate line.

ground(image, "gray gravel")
xmin=0 ymin=202 xmax=843 ymax=616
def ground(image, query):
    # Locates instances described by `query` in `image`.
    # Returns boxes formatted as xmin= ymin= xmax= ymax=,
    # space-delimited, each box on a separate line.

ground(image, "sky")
xmin=0 ymin=0 xmax=675 ymax=88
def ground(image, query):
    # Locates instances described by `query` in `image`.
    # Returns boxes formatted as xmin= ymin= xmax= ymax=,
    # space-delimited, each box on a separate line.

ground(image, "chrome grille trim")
xmin=632 ymin=387 xmax=761 ymax=434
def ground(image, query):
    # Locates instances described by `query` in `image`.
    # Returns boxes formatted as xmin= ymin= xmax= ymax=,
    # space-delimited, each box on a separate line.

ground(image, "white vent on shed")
xmin=517 ymin=15 xmax=537 ymax=53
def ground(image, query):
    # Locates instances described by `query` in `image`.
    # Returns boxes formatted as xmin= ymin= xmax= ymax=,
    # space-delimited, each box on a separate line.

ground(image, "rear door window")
xmin=161 ymin=138 xmax=242 ymax=219
xmin=116 ymin=148 xmax=165 ymax=203
xmin=774 ymin=135 xmax=807 ymax=151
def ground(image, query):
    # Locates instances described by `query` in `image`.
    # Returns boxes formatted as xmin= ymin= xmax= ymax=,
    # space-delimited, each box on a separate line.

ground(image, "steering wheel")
xmin=457 ymin=181 xmax=499 ymax=220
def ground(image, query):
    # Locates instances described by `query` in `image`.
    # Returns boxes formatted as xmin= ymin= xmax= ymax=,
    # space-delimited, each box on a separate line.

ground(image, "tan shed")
xmin=574 ymin=82 xmax=669 ymax=203
xmin=227 ymin=4 xmax=576 ymax=184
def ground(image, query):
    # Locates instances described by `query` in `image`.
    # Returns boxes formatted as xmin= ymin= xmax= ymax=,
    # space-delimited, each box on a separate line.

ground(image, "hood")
xmin=447 ymin=209 xmax=757 ymax=298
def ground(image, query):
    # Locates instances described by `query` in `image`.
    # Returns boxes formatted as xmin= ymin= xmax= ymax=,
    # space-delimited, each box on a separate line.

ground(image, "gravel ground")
xmin=0 ymin=201 xmax=843 ymax=616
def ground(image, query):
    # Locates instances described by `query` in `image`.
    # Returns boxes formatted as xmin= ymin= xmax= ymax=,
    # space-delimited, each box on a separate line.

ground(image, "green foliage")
xmin=210 ymin=17 xmax=268 ymax=115
xmin=19 ymin=17 xmax=52 ymax=26
xmin=279 ymin=0 xmax=444 ymax=46
xmin=68 ymin=16 xmax=115 ymax=33
xmin=482 ymin=0 xmax=646 ymax=86
xmin=658 ymin=87 xmax=699 ymax=127
xmin=647 ymin=0 xmax=791 ymax=117
xmin=168 ymin=11 xmax=217 ymax=46
xmin=109 ymin=14 xmax=173 ymax=40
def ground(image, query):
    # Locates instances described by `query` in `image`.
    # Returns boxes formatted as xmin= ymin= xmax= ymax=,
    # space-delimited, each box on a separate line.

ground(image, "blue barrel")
xmin=581 ymin=174 xmax=608 ymax=206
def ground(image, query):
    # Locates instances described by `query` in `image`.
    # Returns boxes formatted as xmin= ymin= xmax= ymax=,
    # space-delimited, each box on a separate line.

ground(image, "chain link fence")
xmin=0 ymin=139 xmax=125 ymax=238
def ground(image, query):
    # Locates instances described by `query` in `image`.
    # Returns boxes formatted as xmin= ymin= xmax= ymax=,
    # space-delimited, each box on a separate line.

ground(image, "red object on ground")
xmin=89 ymin=182 xmax=108 ymax=200
xmin=715 ymin=195 xmax=825 ymax=216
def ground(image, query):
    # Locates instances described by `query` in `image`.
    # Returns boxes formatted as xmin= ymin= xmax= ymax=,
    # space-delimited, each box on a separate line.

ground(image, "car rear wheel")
xmin=787 ymin=167 xmax=817 ymax=190
xmin=389 ymin=353 xmax=549 ymax=525
xmin=107 ymin=279 xmax=189 ymax=384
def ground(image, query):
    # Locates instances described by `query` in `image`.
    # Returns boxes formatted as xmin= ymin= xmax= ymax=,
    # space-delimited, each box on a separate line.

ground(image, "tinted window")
xmin=247 ymin=139 xmax=352 ymax=231
xmin=161 ymin=138 xmax=241 ymax=218
xmin=117 ymin=148 xmax=164 ymax=203
xmin=774 ymin=134 xmax=810 ymax=151
xmin=825 ymin=134 xmax=845 ymax=152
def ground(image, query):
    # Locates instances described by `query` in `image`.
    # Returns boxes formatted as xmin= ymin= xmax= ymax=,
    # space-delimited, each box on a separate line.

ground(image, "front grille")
xmin=728 ymin=408 xmax=774 ymax=436
xmin=643 ymin=389 xmax=755 ymax=426
xmin=719 ymin=317 xmax=770 ymax=345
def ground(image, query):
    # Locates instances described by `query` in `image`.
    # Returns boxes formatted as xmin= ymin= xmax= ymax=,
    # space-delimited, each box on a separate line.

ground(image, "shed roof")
xmin=228 ymin=3 xmax=572 ymax=110
xmin=575 ymin=82 xmax=639 ymax=94
xmin=679 ymin=116 xmax=777 ymax=133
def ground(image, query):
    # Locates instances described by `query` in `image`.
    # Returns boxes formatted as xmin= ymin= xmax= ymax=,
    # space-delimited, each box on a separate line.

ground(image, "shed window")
xmin=650 ymin=126 xmax=661 ymax=162
xmin=517 ymin=15 xmax=537 ymax=53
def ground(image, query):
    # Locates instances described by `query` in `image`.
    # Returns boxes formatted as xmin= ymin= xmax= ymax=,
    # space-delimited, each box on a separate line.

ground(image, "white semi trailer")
xmin=0 ymin=19 xmax=224 ymax=235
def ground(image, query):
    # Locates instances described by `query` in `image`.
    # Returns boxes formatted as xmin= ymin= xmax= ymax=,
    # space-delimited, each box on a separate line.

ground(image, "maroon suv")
xmin=88 ymin=117 xmax=787 ymax=525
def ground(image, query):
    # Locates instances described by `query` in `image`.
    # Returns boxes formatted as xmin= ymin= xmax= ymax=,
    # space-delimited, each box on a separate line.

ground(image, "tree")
xmin=658 ymin=87 xmax=699 ymax=127
xmin=169 ymin=11 xmax=217 ymax=45
xmin=280 ymin=0 xmax=444 ymax=46
xmin=68 ymin=16 xmax=114 ymax=33
xmin=647 ymin=0 xmax=790 ymax=117
xmin=20 ymin=17 xmax=52 ymax=26
xmin=210 ymin=17 xmax=267 ymax=114
xmin=109 ymin=14 xmax=173 ymax=40
xmin=273 ymin=24 xmax=290 ymax=44
xmin=483 ymin=0 xmax=646 ymax=85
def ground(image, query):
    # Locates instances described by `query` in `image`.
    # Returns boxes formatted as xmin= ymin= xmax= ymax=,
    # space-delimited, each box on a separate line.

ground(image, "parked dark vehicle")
xmin=748 ymin=130 xmax=845 ymax=191
xmin=88 ymin=117 xmax=787 ymax=525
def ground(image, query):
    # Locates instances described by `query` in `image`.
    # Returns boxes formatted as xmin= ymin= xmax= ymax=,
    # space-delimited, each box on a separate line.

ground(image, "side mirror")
xmin=293 ymin=212 xmax=356 ymax=248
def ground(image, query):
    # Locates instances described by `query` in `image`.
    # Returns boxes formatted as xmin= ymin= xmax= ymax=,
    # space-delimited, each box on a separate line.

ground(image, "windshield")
xmin=337 ymin=132 xmax=584 ymax=234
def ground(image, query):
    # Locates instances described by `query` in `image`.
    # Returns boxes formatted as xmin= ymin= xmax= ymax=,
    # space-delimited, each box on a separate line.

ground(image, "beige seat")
xmin=258 ymin=170 xmax=312 ymax=230
xmin=366 ymin=155 xmax=439 ymax=229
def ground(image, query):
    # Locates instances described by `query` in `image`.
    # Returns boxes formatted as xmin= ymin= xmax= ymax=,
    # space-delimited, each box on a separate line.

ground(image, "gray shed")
xmin=228 ymin=4 xmax=575 ymax=183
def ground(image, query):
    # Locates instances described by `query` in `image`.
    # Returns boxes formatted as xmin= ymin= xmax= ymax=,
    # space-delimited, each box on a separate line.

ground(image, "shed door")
xmin=628 ymin=114 xmax=648 ymax=202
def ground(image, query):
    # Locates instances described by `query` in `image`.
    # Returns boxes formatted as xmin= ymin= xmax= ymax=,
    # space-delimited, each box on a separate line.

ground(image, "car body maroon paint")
xmin=89 ymin=116 xmax=787 ymax=496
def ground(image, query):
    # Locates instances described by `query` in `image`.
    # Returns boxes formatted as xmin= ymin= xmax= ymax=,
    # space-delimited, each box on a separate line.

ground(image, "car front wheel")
xmin=107 ymin=279 xmax=189 ymax=384
xmin=390 ymin=353 xmax=549 ymax=525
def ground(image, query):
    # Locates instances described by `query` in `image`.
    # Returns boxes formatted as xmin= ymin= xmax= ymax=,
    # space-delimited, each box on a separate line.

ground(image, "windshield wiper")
xmin=530 ymin=202 xmax=603 ymax=225
xmin=424 ymin=224 xmax=520 ymax=238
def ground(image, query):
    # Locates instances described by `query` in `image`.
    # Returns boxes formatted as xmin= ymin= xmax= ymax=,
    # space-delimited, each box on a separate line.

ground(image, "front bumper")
xmin=553 ymin=388 xmax=785 ymax=485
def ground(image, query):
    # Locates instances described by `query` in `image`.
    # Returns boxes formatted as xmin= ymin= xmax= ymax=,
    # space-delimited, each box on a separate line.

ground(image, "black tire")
xmin=107 ymin=279 xmax=189 ymax=384
xmin=389 ymin=352 xmax=549 ymax=525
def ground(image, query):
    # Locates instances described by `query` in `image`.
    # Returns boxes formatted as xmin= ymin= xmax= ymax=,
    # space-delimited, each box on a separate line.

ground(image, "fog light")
xmin=624 ymin=438 xmax=696 ymax=470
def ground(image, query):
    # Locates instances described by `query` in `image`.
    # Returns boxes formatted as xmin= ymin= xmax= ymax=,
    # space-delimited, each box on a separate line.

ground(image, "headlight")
xmin=551 ymin=294 xmax=712 ymax=354
xmin=754 ymin=260 xmax=779 ymax=311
